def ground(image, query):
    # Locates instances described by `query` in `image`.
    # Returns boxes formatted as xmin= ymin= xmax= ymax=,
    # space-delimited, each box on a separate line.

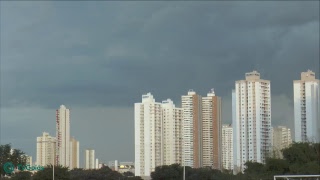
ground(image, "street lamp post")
xmin=51 ymin=142 xmax=55 ymax=180
xmin=183 ymin=165 xmax=185 ymax=180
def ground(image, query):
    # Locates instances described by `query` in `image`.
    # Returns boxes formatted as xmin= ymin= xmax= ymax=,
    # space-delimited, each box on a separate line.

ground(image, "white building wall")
xmin=293 ymin=83 xmax=302 ymax=142
xmin=134 ymin=93 xmax=162 ymax=177
xmin=85 ymin=149 xmax=95 ymax=169
xmin=56 ymin=105 xmax=70 ymax=167
xmin=222 ymin=124 xmax=233 ymax=170
xmin=162 ymin=99 xmax=183 ymax=165
xmin=306 ymin=82 xmax=319 ymax=142
xmin=233 ymin=71 xmax=271 ymax=173
xmin=36 ymin=132 xmax=56 ymax=167
xmin=294 ymin=71 xmax=319 ymax=143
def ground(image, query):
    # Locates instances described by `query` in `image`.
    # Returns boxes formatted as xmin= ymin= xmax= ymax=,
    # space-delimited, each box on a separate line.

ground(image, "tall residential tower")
xmin=56 ymin=105 xmax=71 ymax=167
xmin=293 ymin=70 xmax=320 ymax=142
xmin=232 ymin=71 xmax=272 ymax=173
xmin=162 ymin=99 xmax=183 ymax=166
xmin=134 ymin=93 xmax=162 ymax=177
xmin=181 ymin=90 xmax=202 ymax=168
xmin=201 ymin=89 xmax=222 ymax=169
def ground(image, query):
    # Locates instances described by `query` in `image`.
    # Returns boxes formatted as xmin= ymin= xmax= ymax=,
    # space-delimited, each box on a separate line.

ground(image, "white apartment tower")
xmin=70 ymin=137 xmax=80 ymax=169
xmin=201 ymin=89 xmax=222 ymax=169
xmin=272 ymin=126 xmax=292 ymax=158
xmin=294 ymin=70 xmax=320 ymax=142
xmin=162 ymin=99 xmax=183 ymax=166
xmin=134 ymin=93 xmax=162 ymax=177
xmin=85 ymin=149 xmax=95 ymax=169
xmin=232 ymin=70 xmax=272 ymax=173
xmin=222 ymin=124 xmax=233 ymax=170
xmin=56 ymin=105 xmax=71 ymax=167
xmin=181 ymin=90 xmax=202 ymax=168
xmin=36 ymin=132 xmax=56 ymax=166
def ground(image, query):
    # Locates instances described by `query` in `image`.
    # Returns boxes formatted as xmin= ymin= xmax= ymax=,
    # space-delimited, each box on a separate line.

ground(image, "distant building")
xmin=222 ymin=124 xmax=233 ymax=170
xmin=272 ymin=126 xmax=292 ymax=158
xmin=25 ymin=155 xmax=33 ymax=166
xmin=109 ymin=160 xmax=134 ymax=174
xmin=294 ymin=70 xmax=319 ymax=142
xmin=98 ymin=163 xmax=105 ymax=169
xmin=70 ymin=137 xmax=79 ymax=169
xmin=85 ymin=149 xmax=95 ymax=169
xmin=36 ymin=132 xmax=56 ymax=166
xmin=96 ymin=158 xmax=99 ymax=169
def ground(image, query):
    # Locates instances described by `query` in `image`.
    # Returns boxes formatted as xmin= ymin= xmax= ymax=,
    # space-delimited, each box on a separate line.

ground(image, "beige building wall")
xmin=181 ymin=90 xmax=202 ymax=168
xmin=70 ymin=137 xmax=79 ymax=169
xmin=36 ymin=132 xmax=56 ymax=167
xmin=201 ymin=89 xmax=222 ymax=170
xmin=162 ymin=99 xmax=183 ymax=165
xmin=222 ymin=124 xmax=233 ymax=170
xmin=272 ymin=126 xmax=292 ymax=158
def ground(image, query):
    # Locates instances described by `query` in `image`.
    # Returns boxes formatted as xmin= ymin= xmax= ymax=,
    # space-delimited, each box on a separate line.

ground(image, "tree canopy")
xmin=0 ymin=144 xmax=27 ymax=177
xmin=151 ymin=142 xmax=320 ymax=180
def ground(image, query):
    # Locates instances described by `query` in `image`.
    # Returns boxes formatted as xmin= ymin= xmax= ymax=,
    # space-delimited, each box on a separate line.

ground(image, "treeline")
xmin=0 ymin=144 xmax=142 ymax=180
xmin=151 ymin=142 xmax=320 ymax=180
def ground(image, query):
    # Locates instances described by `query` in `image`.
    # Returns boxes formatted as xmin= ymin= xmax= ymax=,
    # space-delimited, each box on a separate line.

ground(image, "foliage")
xmin=33 ymin=165 xmax=70 ymax=180
xmin=0 ymin=144 xmax=27 ymax=177
xmin=10 ymin=171 xmax=32 ymax=180
xmin=69 ymin=166 xmax=142 ymax=180
xmin=151 ymin=142 xmax=320 ymax=180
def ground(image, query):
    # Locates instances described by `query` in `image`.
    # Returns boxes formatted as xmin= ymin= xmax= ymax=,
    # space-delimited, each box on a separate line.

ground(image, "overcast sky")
xmin=0 ymin=1 xmax=319 ymax=167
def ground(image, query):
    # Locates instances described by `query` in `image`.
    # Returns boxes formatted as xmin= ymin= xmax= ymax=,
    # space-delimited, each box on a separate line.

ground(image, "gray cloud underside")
xmin=1 ymin=1 xmax=319 ymax=108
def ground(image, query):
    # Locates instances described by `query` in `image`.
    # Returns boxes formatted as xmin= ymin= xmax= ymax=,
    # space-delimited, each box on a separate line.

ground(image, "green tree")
xmin=151 ymin=164 xmax=183 ymax=180
xmin=10 ymin=171 xmax=32 ymax=180
xmin=123 ymin=171 xmax=134 ymax=177
xmin=0 ymin=144 xmax=27 ymax=177
xmin=33 ymin=165 xmax=70 ymax=180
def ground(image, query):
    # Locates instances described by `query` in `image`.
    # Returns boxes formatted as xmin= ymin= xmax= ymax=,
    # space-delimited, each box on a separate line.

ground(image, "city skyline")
xmin=1 ymin=1 xmax=319 ymax=168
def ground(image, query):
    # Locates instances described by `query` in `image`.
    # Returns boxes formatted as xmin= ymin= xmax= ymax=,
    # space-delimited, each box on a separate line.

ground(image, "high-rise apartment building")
xmin=222 ymin=124 xmax=233 ymax=170
xmin=85 ymin=149 xmax=95 ymax=169
xmin=36 ymin=132 xmax=56 ymax=166
xmin=135 ymin=93 xmax=162 ymax=177
xmin=56 ymin=105 xmax=70 ymax=167
xmin=232 ymin=70 xmax=272 ymax=173
xmin=293 ymin=70 xmax=320 ymax=142
xmin=162 ymin=99 xmax=183 ymax=166
xmin=201 ymin=89 xmax=222 ymax=169
xmin=181 ymin=90 xmax=202 ymax=168
xmin=272 ymin=126 xmax=292 ymax=158
xmin=70 ymin=137 xmax=79 ymax=169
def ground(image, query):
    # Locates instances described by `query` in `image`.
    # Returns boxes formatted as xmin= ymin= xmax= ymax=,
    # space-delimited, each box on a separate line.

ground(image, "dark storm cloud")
xmin=1 ymin=1 xmax=318 ymax=108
